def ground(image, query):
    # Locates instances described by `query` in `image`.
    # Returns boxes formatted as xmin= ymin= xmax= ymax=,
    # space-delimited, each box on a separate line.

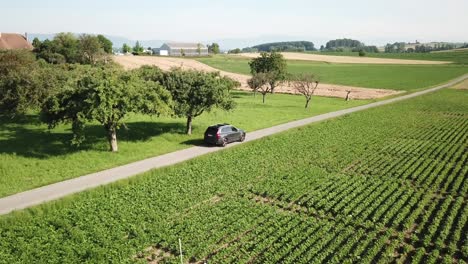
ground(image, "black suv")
xmin=204 ymin=124 xmax=246 ymax=147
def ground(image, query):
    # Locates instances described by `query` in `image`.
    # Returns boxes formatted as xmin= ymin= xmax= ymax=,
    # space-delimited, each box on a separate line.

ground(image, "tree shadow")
xmin=0 ymin=117 xmax=187 ymax=159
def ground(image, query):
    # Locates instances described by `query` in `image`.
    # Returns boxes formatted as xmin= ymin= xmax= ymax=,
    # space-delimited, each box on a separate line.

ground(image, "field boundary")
xmin=1 ymin=74 xmax=467 ymax=215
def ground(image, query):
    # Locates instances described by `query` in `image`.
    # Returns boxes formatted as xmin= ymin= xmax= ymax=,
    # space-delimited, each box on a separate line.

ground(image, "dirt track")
xmin=238 ymin=52 xmax=451 ymax=65
xmin=114 ymin=55 xmax=402 ymax=99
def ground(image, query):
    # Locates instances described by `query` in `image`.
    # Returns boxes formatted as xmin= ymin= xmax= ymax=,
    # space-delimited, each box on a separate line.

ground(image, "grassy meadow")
xmin=0 ymin=88 xmax=466 ymax=263
xmin=196 ymin=55 xmax=468 ymax=90
xmin=0 ymin=91 xmax=370 ymax=197
xmin=307 ymin=49 xmax=468 ymax=64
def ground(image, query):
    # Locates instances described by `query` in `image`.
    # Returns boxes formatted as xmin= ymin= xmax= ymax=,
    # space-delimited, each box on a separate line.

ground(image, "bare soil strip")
xmin=113 ymin=56 xmax=402 ymax=99
xmin=237 ymin=52 xmax=452 ymax=65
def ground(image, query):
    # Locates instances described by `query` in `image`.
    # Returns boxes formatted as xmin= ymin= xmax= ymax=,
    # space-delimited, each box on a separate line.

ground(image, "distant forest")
xmin=245 ymin=41 xmax=316 ymax=52
xmin=321 ymin=38 xmax=379 ymax=53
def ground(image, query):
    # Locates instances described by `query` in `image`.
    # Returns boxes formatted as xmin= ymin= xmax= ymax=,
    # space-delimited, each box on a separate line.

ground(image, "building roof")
xmin=162 ymin=42 xmax=207 ymax=49
xmin=0 ymin=33 xmax=33 ymax=50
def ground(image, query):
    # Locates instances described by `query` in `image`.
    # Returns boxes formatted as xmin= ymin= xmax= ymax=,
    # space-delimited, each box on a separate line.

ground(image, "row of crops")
xmin=0 ymin=89 xmax=466 ymax=263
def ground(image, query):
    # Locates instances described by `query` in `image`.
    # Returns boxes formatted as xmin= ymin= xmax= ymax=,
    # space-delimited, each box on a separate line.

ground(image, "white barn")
xmin=153 ymin=42 xmax=208 ymax=57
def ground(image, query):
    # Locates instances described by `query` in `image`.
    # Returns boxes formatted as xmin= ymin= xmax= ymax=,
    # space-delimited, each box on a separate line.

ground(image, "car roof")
xmin=209 ymin=123 xmax=230 ymax=129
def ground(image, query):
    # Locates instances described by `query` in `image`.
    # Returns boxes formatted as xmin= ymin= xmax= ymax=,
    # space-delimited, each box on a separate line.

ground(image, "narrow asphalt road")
xmin=1 ymin=74 xmax=467 ymax=216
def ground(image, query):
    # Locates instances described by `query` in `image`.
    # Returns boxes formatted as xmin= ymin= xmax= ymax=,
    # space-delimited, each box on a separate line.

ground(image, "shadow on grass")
xmin=0 ymin=115 xmax=188 ymax=158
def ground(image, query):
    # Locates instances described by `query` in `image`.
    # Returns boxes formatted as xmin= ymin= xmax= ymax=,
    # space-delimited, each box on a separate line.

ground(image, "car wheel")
xmin=222 ymin=138 xmax=228 ymax=147
xmin=240 ymin=134 xmax=245 ymax=142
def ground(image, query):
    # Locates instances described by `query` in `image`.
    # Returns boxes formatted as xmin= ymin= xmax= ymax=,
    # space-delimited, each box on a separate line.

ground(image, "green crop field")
xmin=0 ymin=91 xmax=369 ymax=198
xmin=0 ymin=88 xmax=466 ymax=263
xmin=307 ymin=50 xmax=468 ymax=65
xmin=196 ymin=55 xmax=468 ymax=90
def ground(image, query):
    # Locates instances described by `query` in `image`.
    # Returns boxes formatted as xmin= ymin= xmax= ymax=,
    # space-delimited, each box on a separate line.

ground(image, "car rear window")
xmin=206 ymin=127 xmax=218 ymax=134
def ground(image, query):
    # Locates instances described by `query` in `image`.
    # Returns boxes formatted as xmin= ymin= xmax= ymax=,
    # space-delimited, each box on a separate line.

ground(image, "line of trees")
xmin=250 ymin=41 xmax=316 ymax=52
xmin=1 ymin=49 xmax=239 ymax=152
xmin=321 ymin=38 xmax=379 ymax=53
xmin=32 ymin=32 xmax=113 ymax=64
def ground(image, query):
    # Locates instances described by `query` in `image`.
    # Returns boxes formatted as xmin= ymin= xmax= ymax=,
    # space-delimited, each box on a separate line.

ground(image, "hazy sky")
xmin=2 ymin=0 xmax=468 ymax=45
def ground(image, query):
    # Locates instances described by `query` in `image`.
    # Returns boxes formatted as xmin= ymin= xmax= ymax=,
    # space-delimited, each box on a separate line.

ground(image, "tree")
xmin=292 ymin=74 xmax=319 ymax=108
xmin=122 ymin=43 xmax=132 ymax=53
xmin=97 ymin=35 xmax=113 ymax=54
xmin=358 ymin=50 xmax=366 ymax=57
xmin=79 ymin=34 xmax=105 ymax=64
xmin=161 ymin=68 xmax=239 ymax=135
xmin=32 ymin=37 xmax=42 ymax=50
xmin=228 ymin=48 xmax=241 ymax=54
xmin=248 ymin=51 xmax=287 ymax=93
xmin=41 ymin=66 xmax=172 ymax=152
xmin=53 ymin=32 xmax=80 ymax=63
xmin=133 ymin=41 xmax=144 ymax=54
xmin=197 ymin=43 xmax=202 ymax=56
xmin=247 ymin=73 xmax=272 ymax=103
xmin=0 ymin=50 xmax=54 ymax=116
xmin=208 ymin=43 xmax=220 ymax=54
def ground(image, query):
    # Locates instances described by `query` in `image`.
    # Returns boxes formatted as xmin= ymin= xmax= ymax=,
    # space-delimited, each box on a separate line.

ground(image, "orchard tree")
xmin=133 ymin=65 xmax=164 ymax=82
xmin=248 ymin=73 xmax=272 ymax=103
xmin=248 ymin=51 xmax=287 ymax=93
xmin=162 ymin=68 xmax=239 ymax=135
xmin=0 ymin=50 xmax=62 ymax=116
xmin=291 ymin=73 xmax=319 ymax=108
xmin=53 ymin=32 xmax=80 ymax=63
xmin=41 ymin=66 xmax=172 ymax=152
xmin=79 ymin=34 xmax=105 ymax=64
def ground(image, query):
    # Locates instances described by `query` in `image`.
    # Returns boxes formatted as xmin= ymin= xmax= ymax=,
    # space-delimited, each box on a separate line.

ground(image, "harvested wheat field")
xmin=114 ymin=55 xmax=402 ymax=99
xmin=238 ymin=52 xmax=452 ymax=64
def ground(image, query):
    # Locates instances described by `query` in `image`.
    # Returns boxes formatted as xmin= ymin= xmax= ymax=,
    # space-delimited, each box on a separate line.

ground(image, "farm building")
xmin=153 ymin=42 xmax=208 ymax=56
xmin=0 ymin=33 xmax=33 ymax=50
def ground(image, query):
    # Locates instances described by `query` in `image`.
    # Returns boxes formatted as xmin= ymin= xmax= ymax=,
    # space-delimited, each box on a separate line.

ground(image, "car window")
xmin=231 ymin=127 xmax=238 ymax=132
xmin=221 ymin=127 xmax=230 ymax=133
xmin=206 ymin=127 xmax=218 ymax=134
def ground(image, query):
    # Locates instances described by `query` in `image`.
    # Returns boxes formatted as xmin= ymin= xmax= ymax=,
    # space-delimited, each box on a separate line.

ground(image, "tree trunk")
xmin=305 ymin=98 xmax=311 ymax=108
xmin=186 ymin=116 xmax=193 ymax=135
xmin=270 ymin=83 xmax=275 ymax=94
xmin=107 ymin=127 xmax=118 ymax=152
xmin=262 ymin=93 xmax=266 ymax=103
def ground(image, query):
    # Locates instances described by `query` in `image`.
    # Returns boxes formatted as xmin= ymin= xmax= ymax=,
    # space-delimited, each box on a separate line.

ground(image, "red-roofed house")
xmin=0 ymin=33 xmax=33 ymax=50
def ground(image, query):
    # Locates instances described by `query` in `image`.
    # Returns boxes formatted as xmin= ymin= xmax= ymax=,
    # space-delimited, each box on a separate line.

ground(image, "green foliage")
xmin=33 ymin=32 xmax=113 ymax=64
xmin=133 ymin=41 xmax=144 ymax=54
xmin=325 ymin=38 xmax=363 ymax=49
xmin=208 ymin=43 xmax=220 ymax=54
xmin=161 ymin=68 xmax=239 ymax=134
xmin=96 ymin=35 xmax=113 ymax=53
xmin=358 ymin=50 xmax=366 ymax=57
xmin=0 ymin=92 xmax=368 ymax=197
xmin=251 ymin=41 xmax=316 ymax=52
xmin=0 ymin=50 xmax=66 ymax=116
xmin=122 ymin=43 xmax=132 ymax=53
xmin=0 ymin=89 xmax=465 ymax=263
xmin=52 ymin=32 xmax=81 ymax=63
xmin=41 ymin=66 xmax=172 ymax=151
xmin=228 ymin=48 xmax=241 ymax=54
xmin=249 ymin=52 xmax=287 ymax=92
xmin=78 ymin=34 xmax=106 ymax=65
